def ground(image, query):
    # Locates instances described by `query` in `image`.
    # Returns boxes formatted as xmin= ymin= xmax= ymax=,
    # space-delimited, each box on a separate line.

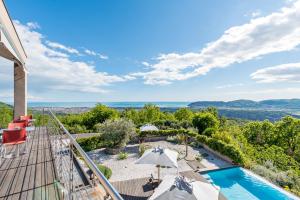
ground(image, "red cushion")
xmin=13 ymin=119 xmax=29 ymax=127
xmin=2 ymin=128 xmax=27 ymax=144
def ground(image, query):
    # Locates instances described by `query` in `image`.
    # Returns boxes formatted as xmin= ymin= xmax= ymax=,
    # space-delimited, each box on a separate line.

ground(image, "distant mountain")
xmin=188 ymin=99 xmax=300 ymax=111
xmin=188 ymin=99 xmax=300 ymax=121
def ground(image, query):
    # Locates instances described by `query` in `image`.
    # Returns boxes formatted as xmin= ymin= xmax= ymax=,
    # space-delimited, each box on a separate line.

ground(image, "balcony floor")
xmin=0 ymin=127 xmax=60 ymax=200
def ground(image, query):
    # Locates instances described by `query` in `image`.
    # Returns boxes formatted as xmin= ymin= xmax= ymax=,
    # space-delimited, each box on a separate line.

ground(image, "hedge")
xmin=196 ymin=135 xmax=246 ymax=165
xmin=76 ymin=134 xmax=106 ymax=152
xmin=138 ymin=129 xmax=196 ymax=138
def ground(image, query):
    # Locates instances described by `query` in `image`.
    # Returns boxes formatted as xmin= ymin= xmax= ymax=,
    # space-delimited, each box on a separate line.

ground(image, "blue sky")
xmin=1 ymin=0 xmax=300 ymax=102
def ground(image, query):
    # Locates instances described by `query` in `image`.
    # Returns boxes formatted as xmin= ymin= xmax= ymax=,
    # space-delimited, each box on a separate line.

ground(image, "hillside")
xmin=188 ymin=99 xmax=300 ymax=121
xmin=189 ymin=99 xmax=300 ymax=111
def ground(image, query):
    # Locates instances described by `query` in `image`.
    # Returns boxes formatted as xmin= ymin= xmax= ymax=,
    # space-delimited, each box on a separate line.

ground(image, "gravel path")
xmin=87 ymin=141 xmax=231 ymax=182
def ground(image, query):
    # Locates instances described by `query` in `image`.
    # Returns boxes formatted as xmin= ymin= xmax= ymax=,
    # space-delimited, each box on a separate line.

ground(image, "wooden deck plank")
xmin=0 ymin=127 xmax=60 ymax=200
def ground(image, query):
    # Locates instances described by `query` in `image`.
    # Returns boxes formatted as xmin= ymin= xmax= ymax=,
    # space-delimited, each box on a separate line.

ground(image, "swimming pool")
xmin=202 ymin=167 xmax=299 ymax=200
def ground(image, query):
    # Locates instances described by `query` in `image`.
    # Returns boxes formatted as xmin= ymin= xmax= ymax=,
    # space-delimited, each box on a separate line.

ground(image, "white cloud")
xmin=46 ymin=41 xmax=80 ymax=55
xmin=251 ymin=10 xmax=261 ymax=18
xmin=216 ymin=83 xmax=244 ymax=89
xmin=123 ymin=75 xmax=136 ymax=81
xmin=251 ymin=62 xmax=300 ymax=83
xmin=84 ymin=49 xmax=108 ymax=60
xmin=134 ymin=1 xmax=300 ymax=85
xmin=141 ymin=61 xmax=151 ymax=67
xmin=12 ymin=20 xmax=127 ymax=94
xmin=26 ymin=22 xmax=40 ymax=29
xmin=84 ymin=49 xmax=97 ymax=56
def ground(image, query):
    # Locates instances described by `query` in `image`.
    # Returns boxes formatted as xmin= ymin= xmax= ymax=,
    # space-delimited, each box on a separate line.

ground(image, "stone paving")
xmin=87 ymin=141 xmax=232 ymax=182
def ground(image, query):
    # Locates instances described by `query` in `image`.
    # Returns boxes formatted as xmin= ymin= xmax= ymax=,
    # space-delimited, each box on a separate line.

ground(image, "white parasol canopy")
xmin=140 ymin=124 xmax=159 ymax=132
xmin=149 ymin=175 xmax=220 ymax=200
xmin=135 ymin=147 xmax=178 ymax=180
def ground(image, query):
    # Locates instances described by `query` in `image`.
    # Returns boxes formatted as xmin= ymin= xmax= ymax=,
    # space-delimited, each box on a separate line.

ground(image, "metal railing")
xmin=45 ymin=108 xmax=123 ymax=200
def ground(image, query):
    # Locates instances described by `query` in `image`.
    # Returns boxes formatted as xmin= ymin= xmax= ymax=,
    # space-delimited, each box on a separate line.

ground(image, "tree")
xmin=174 ymin=108 xmax=194 ymax=121
xmin=192 ymin=112 xmax=219 ymax=134
xmin=243 ymin=120 xmax=275 ymax=145
xmin=203 ymin=127 xmax=217 ymax=137
xmin=0 ymin=106 xmax=13 ymax=128
xmin=122 ymin=108 xmax=139 ymax=125
xmin=97 ymin=118 xmax=136 ymax=149
xmin=139 ymin=104 xmax=162 ymax=123
xmin=83 ymin=104 xmax=119 ymax=130
xmin=202 ymin=107 xmax=218 ymax=117
xmin=275 ymin=116 xmax=300 ymax=156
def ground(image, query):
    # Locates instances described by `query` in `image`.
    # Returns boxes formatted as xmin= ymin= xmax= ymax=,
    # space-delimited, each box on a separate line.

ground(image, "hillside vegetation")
xmin=189 ymin=99 xmax=300 ymax=121
xmin=0 ymin=102 xmax=13 ymax=128
xmin=189 ymin=99 xmax=300 ymax=110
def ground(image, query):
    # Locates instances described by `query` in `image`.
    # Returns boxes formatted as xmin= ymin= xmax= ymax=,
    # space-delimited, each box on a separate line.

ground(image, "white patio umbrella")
xmin=135 ymin=147 xmax=178 ymax=180
xmin=149 ymin=175 xmax=220 ymax=200
xmin=140 ymin=124 xmax=159 ymax=132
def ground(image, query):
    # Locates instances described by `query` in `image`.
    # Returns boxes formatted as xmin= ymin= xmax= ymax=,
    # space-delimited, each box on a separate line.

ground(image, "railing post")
xmin=47 ymin=109 xmax=124 ymax=200
xmin=59 ymin=129 xmax=63 ymax=183
xmin=69 ymin=143 xmax=74 ymax=200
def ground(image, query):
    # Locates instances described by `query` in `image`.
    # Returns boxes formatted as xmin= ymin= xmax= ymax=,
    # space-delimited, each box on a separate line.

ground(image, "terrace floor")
xmin=0 ymin=127 xmax=61 ymax=200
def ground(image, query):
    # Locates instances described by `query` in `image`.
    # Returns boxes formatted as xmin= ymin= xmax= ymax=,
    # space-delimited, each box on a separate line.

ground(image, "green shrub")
xmin=196 ymin=134 xmax=246 ymax=165
xmin=139 ymin=129 xmax=187 ymax=137
xmin=196 ymin=135 xmax=208 ymax=143
xmin=98 ymin=118 xmax=136 ymax=148
xmin=76 ymin=135 xmax=106 ymax=151
xmin=97 ymin=164 xmax=112 ymax=179
xmin=192 ymin=112 xmax=219 ymax=134
xmin=202 ymin=127 xmax=217 ymax=137
xmin=117 ymin=152 xmax=128 ymax=160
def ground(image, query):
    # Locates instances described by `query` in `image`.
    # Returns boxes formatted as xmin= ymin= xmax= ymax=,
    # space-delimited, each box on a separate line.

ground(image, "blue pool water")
xmin=203 ymin=167 xmax=298 ymax=200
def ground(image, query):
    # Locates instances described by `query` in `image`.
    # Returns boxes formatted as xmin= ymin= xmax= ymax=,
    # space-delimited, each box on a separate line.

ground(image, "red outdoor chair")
xmin=20 ymin=115 xmax=33 ymax=120
xmin=13 ymin=119 xmax=29 ymax=127
xmin=8 ymin=122 xmax=26 ymax=130
xmin=20 ymin=115 xmax=34 ymax=126
xmin=1 ymin=128 xmax=27 ymax=158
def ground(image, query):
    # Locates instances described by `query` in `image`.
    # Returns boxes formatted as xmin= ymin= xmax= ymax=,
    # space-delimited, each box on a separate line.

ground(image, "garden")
xmin=56 ymin=104 xmax=300 ymax=196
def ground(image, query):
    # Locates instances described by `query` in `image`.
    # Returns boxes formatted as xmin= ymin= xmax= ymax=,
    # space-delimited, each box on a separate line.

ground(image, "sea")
xmin=25 ymin=102 xmax=190 ymax=108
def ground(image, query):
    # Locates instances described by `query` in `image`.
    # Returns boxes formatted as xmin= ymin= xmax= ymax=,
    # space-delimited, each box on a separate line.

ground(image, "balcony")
xmin=0 ymin=109 xmax=124 ymax=200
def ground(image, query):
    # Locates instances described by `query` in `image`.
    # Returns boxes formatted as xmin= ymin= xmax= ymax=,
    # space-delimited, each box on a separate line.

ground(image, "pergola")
xmin=0 ymin=0 xmax=27 ymax=119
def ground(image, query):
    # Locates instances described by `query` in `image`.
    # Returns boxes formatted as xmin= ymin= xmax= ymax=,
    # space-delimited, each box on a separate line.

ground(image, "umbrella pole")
xmin=157 ymin=165 xmax=160 ymax=182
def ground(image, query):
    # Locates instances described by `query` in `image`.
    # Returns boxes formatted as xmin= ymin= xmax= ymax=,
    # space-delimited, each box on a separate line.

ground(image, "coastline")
xmin=30 ymin=106 xmax=183 ymax=114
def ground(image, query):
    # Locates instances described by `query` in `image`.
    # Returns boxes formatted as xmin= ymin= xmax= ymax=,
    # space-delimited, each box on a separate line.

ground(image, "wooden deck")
xmin=0 ymin=127 xmax=61 ymax=200
xmin=112 ymin=170 xmax=227 ymax=200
